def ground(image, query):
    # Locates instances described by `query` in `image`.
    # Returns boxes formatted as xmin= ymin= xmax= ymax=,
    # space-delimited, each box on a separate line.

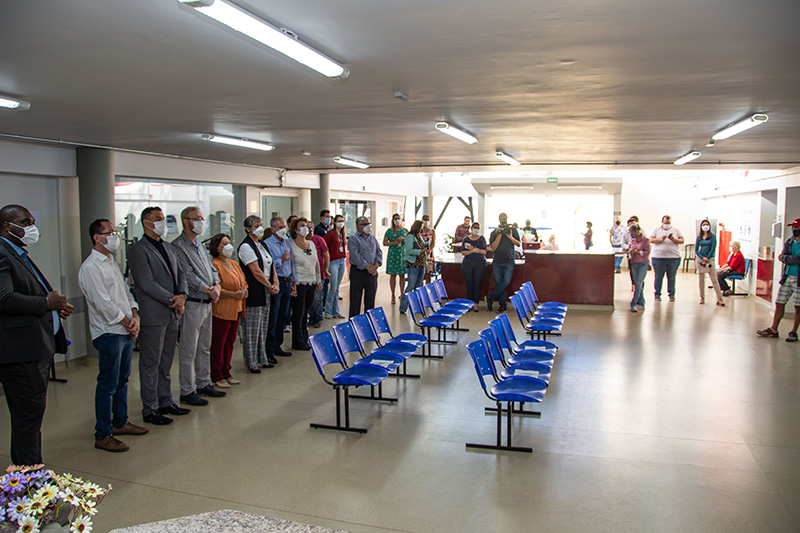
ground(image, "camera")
xmin=497 ymin=223 xmax=512 ymax=235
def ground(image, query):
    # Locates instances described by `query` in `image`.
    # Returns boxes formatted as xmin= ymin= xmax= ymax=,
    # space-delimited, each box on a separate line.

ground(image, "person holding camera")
xmin=649 ymin=215 xmax=684 ymax=302
xmin=485 ymin=213 xmax=520 ymax=312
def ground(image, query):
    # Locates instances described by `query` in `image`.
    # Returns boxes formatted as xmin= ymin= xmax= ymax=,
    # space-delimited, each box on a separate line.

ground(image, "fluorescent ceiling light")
xmin=179 ymin=0 xmax=348 ymax=78
xmin=495 ymin=151 xmax=521 ymax=166
xmin=490 ymin=185 xmax=533 ymax=190
xmin=333 ymin=156 xmax=369 ymax=169
xmin=0 ymin=96 xmax=30 ymax=110
xmin=201 ymin=133 xmax=274 ymax=151
xmin=556 ymin=185 xmax=603 ymax=190
xmin=435 ymin=122 xmax=478 ymax=144
xmin=673 ymin=151 xmax=701 ymax=165
xmin=711 ymin=113 xmax=769 ymax=141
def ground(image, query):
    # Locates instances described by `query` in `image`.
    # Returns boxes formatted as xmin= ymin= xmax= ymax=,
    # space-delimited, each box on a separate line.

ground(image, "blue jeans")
xmin=630 ymin=262 xmax=648 ymax=309
xmin=267 ymin=278 xmax=293 ymax=356
xmin=93 ymin=333 xmax=134 ymax=440
xmin=325 ymin=258 xmax=346 ymax=316
xmin=400 ymin=266 xmax=425 ymax=313
xmin=489 ymin=261 xmax=514 ymax=305
xmin=309 ymin=278 xmax=329 ymax=324
xmin=612 ymin=245 xmax=623 ymax=270
xmin=652 ymin=257 xmax=681 ymax=298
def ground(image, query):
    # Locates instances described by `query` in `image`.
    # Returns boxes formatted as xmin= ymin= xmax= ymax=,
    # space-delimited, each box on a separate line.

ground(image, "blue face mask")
xmin=324 ymin=217 xmax=331 ymax=225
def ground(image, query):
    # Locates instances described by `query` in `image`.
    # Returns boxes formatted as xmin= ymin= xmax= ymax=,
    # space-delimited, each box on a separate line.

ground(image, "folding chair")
xmin=407 ymin=290 xmax=455 ymax=358
xmin=309 ymin=331 xmax=391 ymax=433
xmin=465 ymin=339 xmax=547 ymax=453
xmin=350 ymin=313 xmax=420 ymax=378
xmin=496 ymin=312 xmax=558 ymax=354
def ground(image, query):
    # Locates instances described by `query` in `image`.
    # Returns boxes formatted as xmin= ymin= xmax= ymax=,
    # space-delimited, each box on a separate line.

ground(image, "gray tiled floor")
xmin=2 ymin=272 xmax=799 ymax=532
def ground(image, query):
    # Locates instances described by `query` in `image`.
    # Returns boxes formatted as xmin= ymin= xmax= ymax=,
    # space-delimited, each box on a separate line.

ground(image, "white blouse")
xmin=291 ymin=240 xmax=321 ymax=285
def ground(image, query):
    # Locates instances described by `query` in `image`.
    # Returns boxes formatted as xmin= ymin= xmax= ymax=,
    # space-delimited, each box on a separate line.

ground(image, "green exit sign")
xmin=547 ymin=177 xmax=558 ymax=183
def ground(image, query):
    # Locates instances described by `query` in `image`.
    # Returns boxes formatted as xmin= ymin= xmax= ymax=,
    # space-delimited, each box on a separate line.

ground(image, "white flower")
xmin=81 ymin=483 xmax=104 ymax=497
xmin=24 ymin=494 xmax=47 ymax=516
xmin=17 ymin=515 xmax=40 ymax=533
xmin=59 ymin=488 xmax=80 ymax=507
xmin=34 ymin=484 xmax=58 ymax=503
xmin=70 ymin=517 xmax=93 ymax=533
xmin=79 ymin=500 xmax=98 ymax=516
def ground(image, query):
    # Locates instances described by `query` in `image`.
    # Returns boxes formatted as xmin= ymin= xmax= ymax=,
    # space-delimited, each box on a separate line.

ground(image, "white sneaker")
xmin=215 ymin=380 xmax=231 ymax=388
xmin=227 ymin=377 xmax=241 ymax=385
xmin=631 ymin=307 xmax=639 ymax=313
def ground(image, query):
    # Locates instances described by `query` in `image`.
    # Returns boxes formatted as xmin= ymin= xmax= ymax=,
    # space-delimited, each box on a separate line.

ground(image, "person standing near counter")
xmin=522 ymin=220 xmax=539 ymax=242
xmin=609 ymin=217 xmax=626 ymax=273
xmin=461 ymin=222 xmax=487 ymax=312
xmin=582 ymin=221 xmax=594 ymax=250
xmin=543 ymin=234 xmax=559 ymax=251
xmin=695 ymin=219 xmax=724 ymax=306
xmin=399 ymin=220 xmax=428 ymax=314
xmin=649 ymin=215 xmax=684 ymax=302
xmin=453 ymin=216 xmax=471 ymax=244
xmin=485 ymin=213 xmax=520 ymax=312
xmin=627 ymin=223 xmax=650 ymax=312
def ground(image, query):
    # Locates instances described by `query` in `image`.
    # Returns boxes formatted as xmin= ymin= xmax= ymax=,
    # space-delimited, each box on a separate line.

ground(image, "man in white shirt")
xmin=649 ymin=214 xmax=685 ymax=301
xmin=609 ymin=217 xmax=626 ymax=273
xmin=78 ymin=219 xmax=148 ymax=453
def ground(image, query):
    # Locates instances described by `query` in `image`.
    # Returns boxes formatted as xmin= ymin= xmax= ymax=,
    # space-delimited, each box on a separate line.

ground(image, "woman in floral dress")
xmin=383 ymin=213 xmax=408 ymax=304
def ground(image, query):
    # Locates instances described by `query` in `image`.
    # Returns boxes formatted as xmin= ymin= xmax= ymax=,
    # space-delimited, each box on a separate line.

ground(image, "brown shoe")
xmin=113 ymin=421 xmax=149 ymax=436
xmin=95 ymin=435 xmax=129 ymax=453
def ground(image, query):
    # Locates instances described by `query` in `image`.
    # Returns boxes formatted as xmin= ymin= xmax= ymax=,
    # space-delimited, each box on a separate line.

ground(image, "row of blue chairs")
xmin=510 ymin=282 xmax=568 ymax=342
xmin=405 ymin=279 xmax=474 ymax=358
xmin=308 ymin=308 xmax=428 ymax=433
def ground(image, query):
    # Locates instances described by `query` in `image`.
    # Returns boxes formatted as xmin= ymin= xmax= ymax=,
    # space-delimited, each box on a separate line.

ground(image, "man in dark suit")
xmin=127 ymin=206 xmax=189 ymax=425
xmin=0 ymin=204 xmax=73 ymax=465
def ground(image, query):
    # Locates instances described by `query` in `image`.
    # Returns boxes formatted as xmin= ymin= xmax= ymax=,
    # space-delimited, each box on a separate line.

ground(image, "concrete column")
xmin=477 ymin=193 xmax=486 ymax=231
xmin=77 ymin=148 xmax=115 ymax=259
xmin=310 ymin=173 xmax=330 ymax=221
xmin=299 ymin=188 xmax=312 ymax=220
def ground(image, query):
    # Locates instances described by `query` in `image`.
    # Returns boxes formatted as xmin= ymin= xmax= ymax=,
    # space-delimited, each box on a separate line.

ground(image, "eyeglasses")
xmin=98 ymin=231 xmax=119 ymax=236
xmin=184 ymin=216 xmax=205 ymax=222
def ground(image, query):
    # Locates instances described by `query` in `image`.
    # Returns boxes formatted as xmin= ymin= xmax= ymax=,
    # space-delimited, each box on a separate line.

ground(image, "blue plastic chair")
xmin=465 ymin=339 xmax=547 ymax=453
xmin=350 ymin=313 xmax=420 ymax=378
xmin=433 ymin=278 xmax=474 ymax=307
xmin=510 ymin=294 xmax=562 ymax=341
xmin=488 ymin=319 xmax=555 ymax=368
xmin=726 ymin=258 xmax=751 ymax=296
xmin=309 ymin=331 xmax=391 ymax=433
xmin=496 ymin=313 xmax=558 ymax=354
xmin=366 ymin=307 xmax=428 ymax=349
xmin=332 ymin=322 xmax=404 ymax=395
xmin=518 ymin=287 xmax=566 ymax=321
xmin=423 ymin=284 xmax=470 ymax=332
xmin=407 ymin=290 xmax=455 ymax=358
xmin=522 ymin=281 xmax=568 ymax=311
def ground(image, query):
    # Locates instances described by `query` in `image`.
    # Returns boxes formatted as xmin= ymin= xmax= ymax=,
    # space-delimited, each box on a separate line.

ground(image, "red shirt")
xmin=727 ymin=251 xmax=745 ymax=273
xmin=310 ymin=235 xmax=328 ymax=279
xmin=325 ymin=230 xmax=347 ymax=261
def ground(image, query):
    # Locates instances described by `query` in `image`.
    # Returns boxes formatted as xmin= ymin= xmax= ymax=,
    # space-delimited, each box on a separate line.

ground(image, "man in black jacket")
xmin=0 ymin=204 xmax=73 ymax=464
xmin=758 ymin=217 xmax=800 ymax=342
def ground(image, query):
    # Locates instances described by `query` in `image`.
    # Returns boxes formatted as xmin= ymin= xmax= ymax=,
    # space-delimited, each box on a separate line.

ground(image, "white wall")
xmin=621 ymin=175 xmax=704 ymax=244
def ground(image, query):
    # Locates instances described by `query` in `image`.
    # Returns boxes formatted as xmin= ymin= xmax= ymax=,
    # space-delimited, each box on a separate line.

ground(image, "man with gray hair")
xmin=172 ymin=206 xmax=225 ymax=406
xmin=348 ymin=216 xmax=382 ymax=318
xmin=264 ymin=216 xmax=296 ymax=363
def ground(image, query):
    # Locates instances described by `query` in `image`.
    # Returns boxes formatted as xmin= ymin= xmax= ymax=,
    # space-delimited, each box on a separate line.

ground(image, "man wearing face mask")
xmin=649 ymin=215 xmax=684 ymax=302
xmin=127 ymin=206 xmax=189 ymax=426
xmin=264 ymin=216 xmax=297 ymax=362
xmin=348 ymin=216 xmax=383 ymax=318
xmin=0 ymin=204 xmax=72 ymax=464
xmin=758 ymin=218 xmax=800 ymax=342
xmin=486 ymin=212 xmax=521 ymax=312
xmin=608 ymin=217 xmax=626 ymax=273
xmin=420 ymin=215 xmax=436 ymax=284
xmin=79 ymin=219 xmax=148 ymax=453
xmin=172 ymin=207 xmax=225 ymax=406
xmin=314 ymin=209 xmax=332 ymax=237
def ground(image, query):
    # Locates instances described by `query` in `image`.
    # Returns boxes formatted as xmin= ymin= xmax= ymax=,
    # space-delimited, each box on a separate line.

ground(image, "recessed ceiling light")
xmin=201 ymin=133 xmax=274 ymax=151
xmin=435 ymin=122 xmax=478 ymax=144
xmin=301 ymin=150 xmax=311 ymax=156
xmin=559 ymin=59 xmax=577 ymax=65
xmin=333 ymin=156 xmax=369 ymax=169
xmin=0 ymin=95 xmax=30 ymax=110
xmin=178 ymin=0 xmax=348 ymax=78
xmin=495 ymin=151 xmax=521 ymax=166
xmin=711 ymin=113 xmax=769 ymax=141
xmin=673 ymin=151 xmax=702 ymax=165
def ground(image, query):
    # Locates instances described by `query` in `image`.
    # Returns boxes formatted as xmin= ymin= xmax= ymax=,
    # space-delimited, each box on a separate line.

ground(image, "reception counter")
xmin=439 ymin=250 xmax=614 ymax=306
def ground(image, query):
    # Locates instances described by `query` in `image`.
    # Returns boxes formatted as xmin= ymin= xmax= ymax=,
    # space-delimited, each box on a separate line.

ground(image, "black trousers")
xmin=718 ymin=270 xmax=742 ymax=292
xmin=349 ymin=268 xmax=378 ymax=319
xmin=291 ymin=284 xmax=316 ymax=349
xmin=461 ymin=260 xmax=487 ymax=304
xmin=0 ymin=358 xmax=50 ymax=465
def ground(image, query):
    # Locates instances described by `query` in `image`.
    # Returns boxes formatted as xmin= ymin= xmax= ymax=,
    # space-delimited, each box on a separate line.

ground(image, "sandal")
xmin=391 ymin=296 xmax=396 ymax=304
xmin=716 ymin=300 xmax=725 ymax=307
xmin=699 ymin=298 xmax=704 ymax=304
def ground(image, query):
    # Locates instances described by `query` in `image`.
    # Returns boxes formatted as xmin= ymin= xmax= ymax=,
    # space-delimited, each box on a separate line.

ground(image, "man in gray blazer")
xmin=127 ymin=206 xmax=189 ymax=425
xmin=172 ymin=206 xmax=225 ymax=406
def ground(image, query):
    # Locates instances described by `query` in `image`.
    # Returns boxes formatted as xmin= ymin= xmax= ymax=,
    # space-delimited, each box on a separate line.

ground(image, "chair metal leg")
xmin=388 ymin=359 xmax=420 ymax=378
xmin=466 ymin=401 xmax=533 ymax=453
xmin=310 ymin=386 xmax=368 ymax=433
xmin=349 ymin=381 xmax=398 ymax=402
xmin=485 ymin=401 xmax=541 ymax=416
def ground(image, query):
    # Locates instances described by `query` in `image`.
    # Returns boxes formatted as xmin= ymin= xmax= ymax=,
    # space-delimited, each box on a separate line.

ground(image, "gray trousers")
xmin=178 ymin=301 xmax=213 ymax=396
xmin=138 ymin=316 xmax=179 ymax=416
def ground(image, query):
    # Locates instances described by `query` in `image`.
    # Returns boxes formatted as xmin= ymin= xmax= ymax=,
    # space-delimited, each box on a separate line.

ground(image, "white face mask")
xmin=221 ymin=243 xmax=234 ymax=257
xmin=471 ymin=228 xmax=479 ymax=236
xmin=363 ymin=224 xmax=372 ymax=235
xmin=150 ymin=219 xmax=168 ymax=237
xmin=253 ymin=226 xmax=265 ymax=238
xmin=662 ymin=223 xmax=671 ymax=230
xmin=423 ymin=220 xmax=430 ymax=228
xmin=192 ymin=219 xmax=205 ymax=235
xmin=335 ymin=221 xmax=344 ymax=229
xmin=103 ymin=234 xmax=120 ymax=252
xmin=9 ymin=222 xmax=40 ymax=246
xmin=701 ymin=225 xmax=710 ymax=232
xmin=276 ymin=227 xmax=288 ymax=239
xmin=393 ymin=219 xmax=402 ymax=227
xmin=299 ymin=226 xmax=309 ymax=237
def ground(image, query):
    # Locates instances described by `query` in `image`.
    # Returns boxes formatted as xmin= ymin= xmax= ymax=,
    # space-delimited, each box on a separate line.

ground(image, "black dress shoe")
xmin=276 ymin=349 xmax=293 ymax=357
xmin=143 ymin=412 xmax=173 ymax=425
xmin=180 ymin=392 xmax=209 ymax=406
xmin=159 ymin=404 xmax=191 ymax=416
xmin=291 ymin=344 xmax=311 ymax=351
xmin=267 ymin=355 xmax=279 ymax=365
xmin=248 ymin=367 xmax=261 ymax=374
xmin=262 ymin=363 xmax=275 ymax=369
xmin=197 ymin=385 xmax=226 ymax=397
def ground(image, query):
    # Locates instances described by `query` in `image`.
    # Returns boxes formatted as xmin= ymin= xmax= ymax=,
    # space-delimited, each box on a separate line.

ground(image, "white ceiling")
xmin=1 ymin=0 xmax=799 ymax=174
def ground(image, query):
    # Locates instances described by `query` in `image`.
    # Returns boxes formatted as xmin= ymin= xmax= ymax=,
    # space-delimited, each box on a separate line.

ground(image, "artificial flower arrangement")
xmin=0 ymin=465 xmax=110 ymax=533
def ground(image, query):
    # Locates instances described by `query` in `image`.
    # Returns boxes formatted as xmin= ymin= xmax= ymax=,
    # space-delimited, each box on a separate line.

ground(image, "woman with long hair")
xmin=696 ymin=219 xmax=724 ymax=306
xmin=461 ymin=222 xmax=487 ymax=311
xmin=289 ymin=217 xmax=321 ymax=350
xmin=324 ymin=214 xmax=347 ymax=318
xmin=383 ymin=213 xmax=407 ymax=304
xmin=399 ymin=220 xmax=428 ymax=314
xmin=627 ymin=223 xmax=650 ymax=312
xmin=209 ymin=234 xmax=247 ymax=387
